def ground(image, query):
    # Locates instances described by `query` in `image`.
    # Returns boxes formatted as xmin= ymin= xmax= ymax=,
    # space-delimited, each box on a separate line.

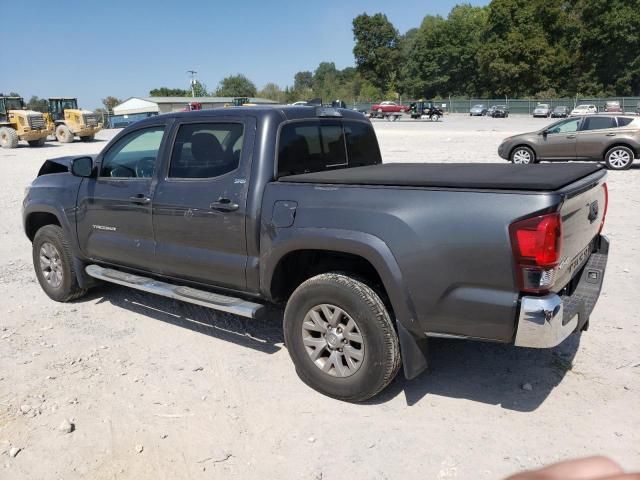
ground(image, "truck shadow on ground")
xmin=369 ymin=334 xmax=582 ymax=411
xmin=88 ymin=285 xmax=283 ymax=355
xmin=85 ymin=285 xmax=580 ymax=411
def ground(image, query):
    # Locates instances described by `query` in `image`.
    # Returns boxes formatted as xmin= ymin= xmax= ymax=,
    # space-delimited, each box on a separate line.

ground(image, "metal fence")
xmin=352 ymin=97 xmax=640 ymax=115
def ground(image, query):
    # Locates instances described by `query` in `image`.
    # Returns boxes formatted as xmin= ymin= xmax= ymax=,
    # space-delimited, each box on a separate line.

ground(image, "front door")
xmin=76 ymin=124 xmax=167 ymax=271
xmin=152 ymin=118 xmax=254 ymax=290
xmin=536 ymin=117 xmax=582 ymax=160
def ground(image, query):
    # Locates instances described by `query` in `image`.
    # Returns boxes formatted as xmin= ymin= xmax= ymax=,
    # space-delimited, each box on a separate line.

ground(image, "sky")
xmin=3 ymin=0 xmax=488 ymax=109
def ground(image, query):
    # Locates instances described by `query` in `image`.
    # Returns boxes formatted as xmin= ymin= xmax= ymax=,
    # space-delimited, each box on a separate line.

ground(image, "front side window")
xmin=100 ymin=126 xmax=165 ymax=178
xmin=582 ymin=116 xmax=616 ymax=131
xmin=548 ymin=118 xmax=581 ymax=134
xmin=169 ymin=123 xmax=243 ymax=179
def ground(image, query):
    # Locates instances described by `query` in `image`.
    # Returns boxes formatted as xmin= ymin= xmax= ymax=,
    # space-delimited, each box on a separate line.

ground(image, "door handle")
xmin=129 ymin=194 xmax=151 ymax=204
xmin=566 ymin=135 xmax=576 ymax=139
xmin=210 ymin=198 xmax=239 ymax=212
xmin=605 ymin=133 xmax=616 ymax=136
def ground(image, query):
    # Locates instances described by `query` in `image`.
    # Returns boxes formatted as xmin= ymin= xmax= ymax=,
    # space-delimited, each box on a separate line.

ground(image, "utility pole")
xmin=187 ymin=70 xmax=198 ymax=98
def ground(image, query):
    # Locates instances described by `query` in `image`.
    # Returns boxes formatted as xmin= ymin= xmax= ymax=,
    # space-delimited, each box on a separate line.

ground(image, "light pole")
xmin=187 ymin=70 xmax=198 ymax=98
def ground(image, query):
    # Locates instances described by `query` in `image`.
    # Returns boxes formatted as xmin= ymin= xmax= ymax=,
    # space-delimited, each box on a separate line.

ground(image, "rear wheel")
xmin=55 ymin=124 xmax=74 ymax=143
xmin=604 ymin=146 xmax=634 ymax=170
xmin=28 ymin=138 xmax=46 ymax=147
xmin=511 ymin=146 xmax=536 ymax=164
xmin=284 ymin=273 xmax=401 ymax=402
xmin=0 ymin=127 xmax=19 ymax=148
xmin=32 ymin=225 xmax=87 ymax=302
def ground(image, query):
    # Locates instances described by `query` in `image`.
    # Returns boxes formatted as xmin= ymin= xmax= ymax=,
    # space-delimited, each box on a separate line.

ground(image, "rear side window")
xmin=169 ymin=123 xmax=243 ymax=179
xmin=277 ymin=120 xmax=381 ymax=177
xmin=617 ymin=117 xmax=634 ymax=127
xmin=582 ymin=116 xmax=616 ymax=131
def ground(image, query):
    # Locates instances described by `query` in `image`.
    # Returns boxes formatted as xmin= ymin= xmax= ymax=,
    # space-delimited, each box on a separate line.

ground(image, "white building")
xmin=112 ymin=96 xmax=278 ymax=116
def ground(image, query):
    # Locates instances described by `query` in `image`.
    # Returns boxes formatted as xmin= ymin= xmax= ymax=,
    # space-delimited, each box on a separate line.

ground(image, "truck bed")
xmin=279 ymin=163 xmax=603 ymax=191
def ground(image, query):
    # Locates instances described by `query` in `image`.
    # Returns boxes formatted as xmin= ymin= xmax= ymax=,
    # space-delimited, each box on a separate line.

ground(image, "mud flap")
xmin=397 ymin=321 xmax=429 ymax=379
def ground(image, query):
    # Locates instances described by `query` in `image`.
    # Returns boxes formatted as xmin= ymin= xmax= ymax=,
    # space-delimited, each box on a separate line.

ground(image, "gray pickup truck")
xmin=23 ymin=106 xmax=609 ymax=401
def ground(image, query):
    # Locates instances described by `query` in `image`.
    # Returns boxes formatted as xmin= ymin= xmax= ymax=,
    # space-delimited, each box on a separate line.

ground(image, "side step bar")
xmin=85 ymin=264 xmax=264 ymax=318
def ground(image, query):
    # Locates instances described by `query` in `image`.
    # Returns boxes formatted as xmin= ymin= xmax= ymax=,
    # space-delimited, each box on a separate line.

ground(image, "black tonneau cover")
xmin=279 ymin=163 xmax=603 ymax=191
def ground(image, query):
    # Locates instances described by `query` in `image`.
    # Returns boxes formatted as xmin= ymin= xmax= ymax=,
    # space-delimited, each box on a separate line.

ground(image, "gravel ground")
xmin=1 ymin=115 xmax=638 ymax=479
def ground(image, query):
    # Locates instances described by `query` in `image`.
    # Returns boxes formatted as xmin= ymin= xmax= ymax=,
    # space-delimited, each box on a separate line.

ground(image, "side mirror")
xmin=70 ymin=156 xmax=94 ymax=177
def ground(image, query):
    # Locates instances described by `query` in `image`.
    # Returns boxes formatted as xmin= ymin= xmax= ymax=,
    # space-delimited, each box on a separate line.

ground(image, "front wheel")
xmin=430 ymin=113 xmax=440 ymax=122
xmin=284 ymin=273 xmax=401 ymax=402
xmin=511 ymin=146 xmax=536 ymax=164
xmin=32 ymin=225 xmax=87 ymax=302
xmin=55 ymin=124 xmax=74 ymax=143
xmin=0 ymin=127 xmax=19 ymax=148
xmin=604 ymin=146 xmax=634 ymax=170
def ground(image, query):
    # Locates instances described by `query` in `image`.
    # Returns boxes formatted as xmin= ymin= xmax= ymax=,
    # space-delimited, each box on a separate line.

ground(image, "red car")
xmin=371 ymin=101 xmax=408 ymax=115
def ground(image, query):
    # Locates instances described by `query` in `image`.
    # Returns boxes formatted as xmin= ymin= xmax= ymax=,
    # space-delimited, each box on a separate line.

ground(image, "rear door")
xmin=152 ymin=117 xmax=255 ymax=290
xmin=536 ymin=117 xmax=582 ymax=159
xmin=576 ymin=116 xmax=617 ymax=159
xmin=76 ymin=123 xmax=169 ymax=270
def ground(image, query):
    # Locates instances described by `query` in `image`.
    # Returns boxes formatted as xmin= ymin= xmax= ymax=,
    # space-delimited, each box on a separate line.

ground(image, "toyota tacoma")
xmin=23 ymin=106 xmax=610 ymax=401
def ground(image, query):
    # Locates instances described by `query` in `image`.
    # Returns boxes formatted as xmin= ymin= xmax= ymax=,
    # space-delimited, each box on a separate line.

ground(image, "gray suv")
xmin=498 ymin=115 xmax=640 ymax=170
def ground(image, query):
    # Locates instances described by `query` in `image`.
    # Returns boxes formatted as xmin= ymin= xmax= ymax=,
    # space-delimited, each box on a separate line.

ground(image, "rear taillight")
xmin=599 ymin=183 xmax=608 ymax=234
xmin=509 ymin=212 xmax=562 ymax=293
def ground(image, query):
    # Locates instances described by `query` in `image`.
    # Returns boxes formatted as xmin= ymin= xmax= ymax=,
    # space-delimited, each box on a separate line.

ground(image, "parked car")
xmin=533 ymin=104 xmax=551 ymax=118
xmin=24 ymin=106 xmax=610 ymax=401
xmin=491 ymin=105 xmax=509 ymax=118
xmin=603 ymin=101 xmax=622 ymax=113
xmin=571 ymin=104 xmax=598 ymax=116
xmin=498 ymin=114 xmax=639 ymax=170
xmin=469 ymin=104 xmax=488 ymax=116
xmin=550 ymin=106 xmax=569 ymax=118
xmin=370 ymin=101 xmax=408 ymax=116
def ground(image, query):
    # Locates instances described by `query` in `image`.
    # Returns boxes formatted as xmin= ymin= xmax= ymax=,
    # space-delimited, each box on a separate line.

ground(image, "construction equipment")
xmin=0 ymin=96 xmax=52 ymax=148
xmin=44 ymin=97 xmax=102 ymax=143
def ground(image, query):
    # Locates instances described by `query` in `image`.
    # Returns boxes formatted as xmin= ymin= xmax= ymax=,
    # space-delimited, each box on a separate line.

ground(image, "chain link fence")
xmin=352 ymin=97 xmax=640 ymax=115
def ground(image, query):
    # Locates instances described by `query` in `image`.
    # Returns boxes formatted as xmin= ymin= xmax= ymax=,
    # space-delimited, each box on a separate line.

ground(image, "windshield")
xmin=554 ymin=106 xmax=565 ymax=111
xmin=537 ymin=104 xmax=549 ymax=108
xmin=5 ymin=98 xmax=24 ymax=110
xmin=473 ymin=105 xmax=484 ymax=108
xmin=576 ymin=105 xmax=589 ymax=109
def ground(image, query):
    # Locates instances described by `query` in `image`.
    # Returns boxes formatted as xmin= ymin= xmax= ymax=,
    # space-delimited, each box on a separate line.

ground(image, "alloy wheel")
xmin=39 ymin=242 xmax=63 ymax=288
xmin=608 ymin=149 xmax=631 ymax=169
xmin=301 ymin=304 xmax=364 ymax=377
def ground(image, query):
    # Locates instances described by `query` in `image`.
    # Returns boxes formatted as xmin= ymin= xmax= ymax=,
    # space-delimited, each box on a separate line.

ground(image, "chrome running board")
xmin=85 ymin=264 xmax=264 ymax=318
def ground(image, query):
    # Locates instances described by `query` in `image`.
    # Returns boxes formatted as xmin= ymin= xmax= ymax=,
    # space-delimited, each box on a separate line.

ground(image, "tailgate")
xmin=554 ymin=171 xmax=607 ymax=292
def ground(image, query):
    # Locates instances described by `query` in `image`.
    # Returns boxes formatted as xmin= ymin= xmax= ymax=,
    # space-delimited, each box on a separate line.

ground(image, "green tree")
xmin=191 ymin=81 xmax=209 ymax=97
xmin=352 ymin=13 xmax=403 ymax=92
xmin=149 ymin=87 xmax=190 ymax=96
xmin=293 ymin=71 xmax=313 ymax=91
xmin=26 ymin=96 xmax=49 ymax=112
xmin=258 ymin=82 xmax=286 ymax=102
xmin=215 ymin=74 xmax=257 ymax=97
xmin=102 ymin=96 xmax=122 ymax=112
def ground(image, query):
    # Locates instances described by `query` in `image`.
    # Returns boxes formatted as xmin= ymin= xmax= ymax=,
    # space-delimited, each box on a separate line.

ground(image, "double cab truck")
xmin=23 ymin=106 xmax=609 ymax=401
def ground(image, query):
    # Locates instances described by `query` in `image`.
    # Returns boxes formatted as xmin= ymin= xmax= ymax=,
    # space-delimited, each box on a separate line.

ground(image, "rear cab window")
xmin=277 ymin=120 xmax=382 ymax=177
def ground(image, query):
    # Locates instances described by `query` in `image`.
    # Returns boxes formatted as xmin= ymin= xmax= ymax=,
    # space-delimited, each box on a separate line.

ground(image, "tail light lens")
xmin=509 ymin=212 xmax=562 ymax=293
xmin=599 ymin=183 xmax=608 ymax=234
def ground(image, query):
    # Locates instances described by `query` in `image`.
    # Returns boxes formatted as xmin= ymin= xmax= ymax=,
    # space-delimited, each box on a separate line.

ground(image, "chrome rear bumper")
xmin=514 ymin=236 xmax=609 ymax=348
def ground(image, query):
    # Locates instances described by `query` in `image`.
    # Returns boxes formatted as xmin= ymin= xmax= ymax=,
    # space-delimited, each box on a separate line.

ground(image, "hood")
xmin=37 ymin=155 xmax=96 ymax=176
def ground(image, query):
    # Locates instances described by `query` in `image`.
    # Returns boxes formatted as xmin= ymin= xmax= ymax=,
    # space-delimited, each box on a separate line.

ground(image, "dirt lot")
xmin=1 ymin=115 xmax=638 ymax=479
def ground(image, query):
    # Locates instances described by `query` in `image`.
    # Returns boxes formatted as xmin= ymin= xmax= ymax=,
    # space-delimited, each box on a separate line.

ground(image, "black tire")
xmin=284 ymin=273 xmax=401 ymax=402
xmin=0 ymin=127 xmax=19 ymax=148
xmin=430 ymin=114 xmax=439 ymax=122
xmin=55 ymin=124 xmax=74 ymax=143
xmin=604 ymin=145 xmax=634 ymax=170
xmin=32 ymin=225 xmax=87 ymax=302
xmin=28 ymin=138 xmax=46 ymax=147
xmin=510 ymin=145 xmax=536 ymax=164
xmin=80 ymin=135 xmax=95 ymax=142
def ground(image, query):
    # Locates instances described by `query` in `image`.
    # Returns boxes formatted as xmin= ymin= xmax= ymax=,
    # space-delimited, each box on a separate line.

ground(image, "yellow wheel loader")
xmin=44 ymin=97 xmax=102 ymax=143
xmin=0 ymin=96 xmax=52 ymax=148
